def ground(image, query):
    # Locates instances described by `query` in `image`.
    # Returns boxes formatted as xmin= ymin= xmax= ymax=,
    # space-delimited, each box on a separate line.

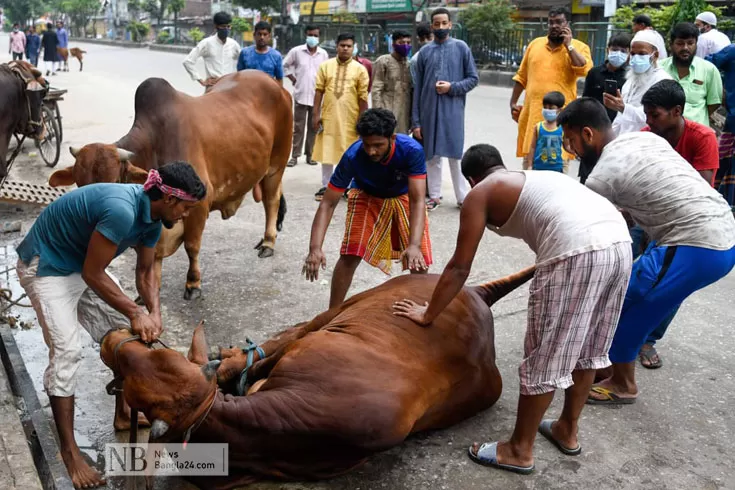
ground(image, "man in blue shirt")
xmin=303 ymin=108 xmax=432 ymax=308
xmin=25 ymin=27 xmax=41 ymax=66
xmin=16 ymin=161 xmax=205 ymax=489
xmin=237 ymin=21 xmax=284 ymax=86
xmin=56 ymin=20 xmax=69 ymax=71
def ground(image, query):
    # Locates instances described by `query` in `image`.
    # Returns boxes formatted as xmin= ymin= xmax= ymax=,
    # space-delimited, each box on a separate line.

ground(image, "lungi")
xmin=520 ymin=242 xmax=632 ymax=396
xmin=341 ymin=189 xmax=432 ymax=274
xmin=716 ymin=132 xmax=735 ymax=210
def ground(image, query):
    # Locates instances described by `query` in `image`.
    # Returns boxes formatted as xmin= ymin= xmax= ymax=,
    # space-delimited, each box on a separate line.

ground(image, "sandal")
xmin=638 ymin=345 xmax=663 ymax=369
xmin=467 ymin=442 xmax=534 ymax=475
xmin=538 ymin=420 xmax=581 ymax=456
xmin=586 ymin=386 xmax=637 ymax=405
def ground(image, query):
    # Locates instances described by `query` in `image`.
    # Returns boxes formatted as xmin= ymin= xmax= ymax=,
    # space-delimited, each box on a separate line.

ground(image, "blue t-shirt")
xmin=328 ymin=134 xmax=427 ymax=198
xmin=532 ymin=122 xmax=564 ymax=172
xmin=236 ymin=46 xmax=284 ymax=80
xmin=17 ymin=184 xmax=163 ymax=277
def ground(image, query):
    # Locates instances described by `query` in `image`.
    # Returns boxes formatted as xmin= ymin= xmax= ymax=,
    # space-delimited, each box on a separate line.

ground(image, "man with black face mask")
xmin=183 ymin=12 xmax=240 ymax=92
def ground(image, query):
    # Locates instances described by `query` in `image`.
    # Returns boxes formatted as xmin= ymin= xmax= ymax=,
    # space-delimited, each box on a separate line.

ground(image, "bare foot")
xmin=61 ymin=447 xmax=106 ymax=489
xmin=475 ymin=440 xmax=534 ymax=469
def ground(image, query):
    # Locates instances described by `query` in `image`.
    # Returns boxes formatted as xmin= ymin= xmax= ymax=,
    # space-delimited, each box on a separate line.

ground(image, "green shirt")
xmin=660 ymin=56 xmax=723 ymax=127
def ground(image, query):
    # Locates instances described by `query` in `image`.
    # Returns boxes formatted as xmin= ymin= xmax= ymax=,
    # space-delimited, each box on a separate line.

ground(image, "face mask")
xmin=306 ymin=36 xmax=319 ymax=48
xmin=393 ymin=44 xmax=411 ymax=57
xmin=13 ymin=28 xmax=18 ymax=33
xmin=433 ymin=28 xmax=449 ymax=40
xmin=630 ymin=54 xmax=653 ymax=74
xmin=608 ymin=50 xmax=628 ymax=68
xmin=542 ymin=109 xmax=558 ymax=122
xmin=216 ymin=28 xmax=229 ymax=40
xmin=353 ymin=46 xmax=358 ymax=57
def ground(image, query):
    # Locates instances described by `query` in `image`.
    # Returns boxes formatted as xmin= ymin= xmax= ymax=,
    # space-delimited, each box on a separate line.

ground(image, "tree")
xmin=0 ymin=0 xmax=45 ymax=25
xmin=127 ymin=0 xmax=142 ymax=22
xmin=231 ymin=16 xmax=251 ymax=44
xmin=460 ymin=0 xmax=515 ymax=44
xmin=62 ymin=0 xmax=101 ymax=37
xmin=168 ymin=0 xmax=184 ymax=42
xmin=126 ymin=19 xmax=150 ymax=41
xmin=142 ymin=0 xmax=168 ymax=27
xmin=612 ymin=2 xmax=732 ymax=37
xmin=233 ymin=0 xmax=280 ymax=16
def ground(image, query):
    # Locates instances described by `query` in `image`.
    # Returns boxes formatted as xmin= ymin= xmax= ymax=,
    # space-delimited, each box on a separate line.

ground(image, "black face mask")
xmin=217 ymin=28 xmax=229 ymax=40
xmin=433 ymin=28 xmax=449 ymax=40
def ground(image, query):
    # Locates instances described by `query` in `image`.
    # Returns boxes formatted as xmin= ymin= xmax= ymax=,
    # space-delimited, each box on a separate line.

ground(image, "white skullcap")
xmin=631 ymin=29 xmax=666 ymax=57
xmin=695 ymin=12 xmax=717 ymax=26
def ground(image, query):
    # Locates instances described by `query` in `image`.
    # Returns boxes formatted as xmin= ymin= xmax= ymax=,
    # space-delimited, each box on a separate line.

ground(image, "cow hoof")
xmin=258 ymin=246 xmax=274 ymax=258
xmin=277 ymin=222 xmax=283 ymax=232
xmin=134 ymin=296 xmax=145 ymax=306
xmin=184 ymin=287 xmax=202 ymax=300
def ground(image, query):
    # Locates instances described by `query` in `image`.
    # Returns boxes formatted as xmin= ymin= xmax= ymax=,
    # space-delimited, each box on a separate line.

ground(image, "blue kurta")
xmin=411 ymin=38 xmax=478 ymax=161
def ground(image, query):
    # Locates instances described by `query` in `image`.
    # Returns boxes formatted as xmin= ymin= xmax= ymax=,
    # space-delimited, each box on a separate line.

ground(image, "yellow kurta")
xmin=312 ymin=57 xmax=369 ymax=165
xmin=371 ymin=54 xmax=412 ymax=134
xmin=513 ymin=37 xmax=592 ymax=157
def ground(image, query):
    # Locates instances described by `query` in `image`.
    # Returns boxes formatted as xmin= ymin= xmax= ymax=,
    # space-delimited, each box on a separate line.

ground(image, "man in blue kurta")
xmin=56 ymin=20 xmax=69 ymax=71
xmin=15 ymin=162 xmax=205 ymax=489
xmin=237 ymin=20 xmax=284 ymax=86
xmin=411 ymin=7 xmax=479 ymax=211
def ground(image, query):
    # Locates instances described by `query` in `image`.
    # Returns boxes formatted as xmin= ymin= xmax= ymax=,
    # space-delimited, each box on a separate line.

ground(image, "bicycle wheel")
xmin=35 ymin=105 xmax=61 ymax=167
xmin=53 ymin=101 xmax=63 ymax=143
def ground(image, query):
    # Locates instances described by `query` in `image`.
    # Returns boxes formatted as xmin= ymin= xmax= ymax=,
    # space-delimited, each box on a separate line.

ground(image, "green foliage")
xmin=671 ymin=0 xmax=707 ymax=26
xmin=126 ymin=20 xmax=150 ymax=41
xmin=460 ymin=0 xmax=515 ymax=44
xmin=157 ymin=29 xmax=171 ymax=43
xmin=231 ymin=17 xmax=251 ymax=35
xmin=168 ymin=0 xmax=185 ymax=15
xmin=0 ymin=0 xmax=46 ymax=25
xmin=60 ymin=0 xmax=101 ymax=37
xmin=332 ymin=12 xmax=359 ymax=24
xmin=189 ymin=27 xmax=205 ymax=43
xmin=232 ymin=0 xmax=280 ymax=15
xmin=127 ymin=0 xmax=142 ymax=21
xmin=612 ymin=2 xmax=732 ymax=37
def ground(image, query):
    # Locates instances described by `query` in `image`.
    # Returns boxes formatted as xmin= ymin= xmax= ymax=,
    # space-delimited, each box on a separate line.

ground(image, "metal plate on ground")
xmin=0 ymin=180 xmax=67 ymax=207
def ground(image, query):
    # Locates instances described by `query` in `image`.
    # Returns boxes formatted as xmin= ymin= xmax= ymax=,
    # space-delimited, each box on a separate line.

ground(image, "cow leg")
xmin=254 ymin=174 xmax=284 ymax=258
xmin=183 ymin=207 xmax=208 ymax=300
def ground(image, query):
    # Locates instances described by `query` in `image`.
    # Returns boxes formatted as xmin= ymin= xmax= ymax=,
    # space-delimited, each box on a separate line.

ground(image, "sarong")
xmin=716 ymin=132 xmax=735 ymax=210
xmin=341 ymin=189 xmax=432 ymax=274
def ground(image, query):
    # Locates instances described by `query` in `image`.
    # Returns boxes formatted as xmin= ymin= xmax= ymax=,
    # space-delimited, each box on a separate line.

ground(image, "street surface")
xmin=1 ymin=36 xmax=734 ymax=490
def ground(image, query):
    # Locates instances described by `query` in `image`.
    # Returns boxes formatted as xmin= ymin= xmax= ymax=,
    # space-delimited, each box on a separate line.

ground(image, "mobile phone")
xmin=604 ymin=79 xmax=618 ymax=96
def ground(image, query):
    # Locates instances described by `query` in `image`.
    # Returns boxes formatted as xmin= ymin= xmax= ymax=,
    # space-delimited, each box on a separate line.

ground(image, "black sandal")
xmin=638 ymin=345 xmax=663 ymax=369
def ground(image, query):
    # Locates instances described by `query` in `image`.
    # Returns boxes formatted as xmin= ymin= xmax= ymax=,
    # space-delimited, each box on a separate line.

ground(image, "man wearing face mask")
xmin=694 ymin=12 xmax=730 ymax=59
xmin=283 ymin=25 xmax=329 ymax=168
xmin=583 ymin=32 xmax=632 ymax=123
xmin=183 ymin=12 xmax=240 ymax=92
xmin=510 ymin=6 xmax=592 ymax=178
xmin=606 ymin=29 xmax=671 ymax=136
xmin=9 ymin=23 xmax=26 ymax=61
xmin=409 ymin=24 xmax=433 ymax=87
xmin=372 ymin=30 xmax=413 ymax=134
xmin=659 ymin=22 xmax=722 ymax=127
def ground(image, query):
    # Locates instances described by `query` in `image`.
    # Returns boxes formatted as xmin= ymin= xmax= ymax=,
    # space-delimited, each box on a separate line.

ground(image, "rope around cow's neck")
xmin=236 ymin=338 xmax=266 ymax=396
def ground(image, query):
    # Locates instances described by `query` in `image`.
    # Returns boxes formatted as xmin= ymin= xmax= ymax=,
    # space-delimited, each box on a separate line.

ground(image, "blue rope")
xmin=236 ymin=338 xmax=266 ymax=396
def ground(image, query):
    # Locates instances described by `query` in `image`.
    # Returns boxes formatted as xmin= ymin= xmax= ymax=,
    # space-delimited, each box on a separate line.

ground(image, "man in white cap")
xmin=695 ymin=12 xmax=731 ymax=59
xmin=604 ymin=29 xmax=671 ymax=135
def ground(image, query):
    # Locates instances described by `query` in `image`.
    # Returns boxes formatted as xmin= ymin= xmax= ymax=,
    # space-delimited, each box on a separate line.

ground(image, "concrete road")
xmin=1 ymin=37 xmax=734 ymax=490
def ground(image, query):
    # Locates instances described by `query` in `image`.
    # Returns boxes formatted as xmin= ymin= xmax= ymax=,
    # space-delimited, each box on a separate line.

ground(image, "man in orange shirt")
xmin=510 ymin=6 xmax=592 ymax=160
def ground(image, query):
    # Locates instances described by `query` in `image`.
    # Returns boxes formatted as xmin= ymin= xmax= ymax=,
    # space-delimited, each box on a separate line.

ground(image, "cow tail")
xmin=473 ymin=266 xmax=535 ymax=307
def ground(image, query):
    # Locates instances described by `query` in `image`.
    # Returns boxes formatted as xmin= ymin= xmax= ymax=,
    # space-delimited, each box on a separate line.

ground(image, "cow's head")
xmin=49 ymin=144 xmax=149 ymax=188
xmin=100 ymin=324 xmax=219 ymax=441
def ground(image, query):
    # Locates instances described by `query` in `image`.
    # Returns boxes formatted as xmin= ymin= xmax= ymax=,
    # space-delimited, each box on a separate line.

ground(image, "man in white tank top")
xmin=558 ymin=97 xmax=735 ymax=407
xmin=394 ymin=144 xmax=632 ymax=474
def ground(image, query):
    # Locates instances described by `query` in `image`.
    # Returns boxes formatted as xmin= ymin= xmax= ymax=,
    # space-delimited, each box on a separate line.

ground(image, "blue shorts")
xmin=609 ymin=242 xmax=735 ymax=363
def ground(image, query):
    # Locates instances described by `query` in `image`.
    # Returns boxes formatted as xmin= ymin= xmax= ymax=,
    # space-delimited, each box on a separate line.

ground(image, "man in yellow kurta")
xmin=510 ymin=6 xmax=592 ymax=160
xmin=312 ymin=33 xmax=369 ymax=200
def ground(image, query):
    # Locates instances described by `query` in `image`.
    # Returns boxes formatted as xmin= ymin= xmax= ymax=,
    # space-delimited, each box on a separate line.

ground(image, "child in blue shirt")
xmin=525 ymin=91 xmax=566 ymax=173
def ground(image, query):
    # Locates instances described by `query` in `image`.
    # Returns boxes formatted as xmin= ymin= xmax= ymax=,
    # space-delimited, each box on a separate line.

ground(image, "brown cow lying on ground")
xmin=56 ymin=47 xmax=86 ymax=71
xmin=100 ymin=267 xmax=533 ymax=489
xmin=48 ymin=71 xmax=292 ymax=299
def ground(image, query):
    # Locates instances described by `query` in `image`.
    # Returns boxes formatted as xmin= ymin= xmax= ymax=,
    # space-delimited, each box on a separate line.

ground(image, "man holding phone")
xmin=582 ymin=33 xmax=632 ymax=122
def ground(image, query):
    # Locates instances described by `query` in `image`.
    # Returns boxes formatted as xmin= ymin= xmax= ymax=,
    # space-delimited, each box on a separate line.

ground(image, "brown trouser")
xmin=292 ymin=102 xmax=315 ymax=161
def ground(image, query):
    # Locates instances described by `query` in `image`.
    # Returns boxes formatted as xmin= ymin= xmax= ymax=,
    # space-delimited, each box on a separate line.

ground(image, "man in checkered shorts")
xmin=393 ymin=144 xmax=632 ymax=474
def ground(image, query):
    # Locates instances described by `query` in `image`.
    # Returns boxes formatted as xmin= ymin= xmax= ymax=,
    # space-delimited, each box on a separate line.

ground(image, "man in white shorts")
xmin=393 ymin=144 xmax=632 ymax=474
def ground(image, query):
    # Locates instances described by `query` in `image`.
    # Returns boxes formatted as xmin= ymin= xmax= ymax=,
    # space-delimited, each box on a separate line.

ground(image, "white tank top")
xmin=487 ymin=171 xmax=631 ymax=266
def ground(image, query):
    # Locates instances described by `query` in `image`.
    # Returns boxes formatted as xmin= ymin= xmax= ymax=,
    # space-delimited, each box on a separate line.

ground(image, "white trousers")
xmin=43 ymin=60 xmax=57 ymax=74
xmin=321 ymin=163 xmax=334 ymax=188
xmin=427 ymin=156 xmax=470 ymax=203
xmin=17 ymin=257 xmax=130 ymax=397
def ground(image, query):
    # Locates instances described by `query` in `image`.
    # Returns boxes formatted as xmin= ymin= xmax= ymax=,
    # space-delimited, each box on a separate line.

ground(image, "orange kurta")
xmin=513 ymin=37 xmax=592 ymax=157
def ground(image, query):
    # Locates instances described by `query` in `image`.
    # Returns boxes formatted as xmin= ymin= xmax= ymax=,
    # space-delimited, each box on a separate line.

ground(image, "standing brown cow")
xmin=56 ymin=47 xmax=86 ymax=71
xmin=48 ymin=71 xmax=292 ymax=299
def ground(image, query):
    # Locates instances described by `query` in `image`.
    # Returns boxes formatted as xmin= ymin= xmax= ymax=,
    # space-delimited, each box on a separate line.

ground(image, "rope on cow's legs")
xmin=236 ymin=338 xmax=266 ymax=396
xmin=0 ymin=288 xmax=32 ymax=311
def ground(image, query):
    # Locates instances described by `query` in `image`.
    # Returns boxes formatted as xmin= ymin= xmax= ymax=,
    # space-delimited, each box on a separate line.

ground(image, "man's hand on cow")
xmin=402 ymin=245 xmax=427 ymax=272
xmin=131 ymin=311 xmax=161 ymax=343
xmin=603 ymin=90 xmax=624 ymax=113
xmin=303 ymin=249 xmax=327 ymax=282
xmin=392 ymin=299 xmax=430 ymax=326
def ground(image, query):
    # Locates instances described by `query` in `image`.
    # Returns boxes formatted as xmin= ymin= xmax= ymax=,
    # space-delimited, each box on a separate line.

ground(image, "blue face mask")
xmin=630 ymin=54 xmax=652 ymax=74
xmin=608 ymin=50 xmax=628 ymax=68
xmin=542 ymin=108 xmax=558 ymax=122
xmin=306 ymin=36 xmax=319 ymax=48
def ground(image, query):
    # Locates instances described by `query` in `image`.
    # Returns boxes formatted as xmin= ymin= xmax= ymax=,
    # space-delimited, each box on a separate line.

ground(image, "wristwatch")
xmin=567 ymin=45 xmax=575 ymax=52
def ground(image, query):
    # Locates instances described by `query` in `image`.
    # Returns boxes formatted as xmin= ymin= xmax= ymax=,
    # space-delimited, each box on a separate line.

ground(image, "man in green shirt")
xmin=659 ymin=22 xmax=722 ymax=127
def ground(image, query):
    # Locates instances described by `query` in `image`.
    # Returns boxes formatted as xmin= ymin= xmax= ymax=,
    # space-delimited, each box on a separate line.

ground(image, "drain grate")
xmin=0 ymin=180 xmax=67 ymax=207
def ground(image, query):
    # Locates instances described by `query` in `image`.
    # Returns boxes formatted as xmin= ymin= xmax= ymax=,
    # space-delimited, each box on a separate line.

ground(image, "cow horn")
xmin=150 ymin=419 xmax=170 ymax=439
xmin=201 ymin=360 xmax=221 ymax=382
xmin=69 ymin=146 xmax=81 ymax=157
xmin=117 ymin=148 xmax=135 ymax=162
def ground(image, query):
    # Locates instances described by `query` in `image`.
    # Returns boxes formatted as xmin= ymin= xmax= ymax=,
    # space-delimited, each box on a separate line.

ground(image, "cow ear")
xmin=187 ymin=320 xmax=209 ymax=365
xmin=49 ymin=167 xmax=75 ymax=187
xmin=125 ymin=162 xmax=149 ymax=184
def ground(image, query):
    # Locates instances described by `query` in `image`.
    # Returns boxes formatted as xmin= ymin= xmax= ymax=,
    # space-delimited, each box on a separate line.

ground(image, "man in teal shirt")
xmin=659 ymin=22 xmax=722 ymax=127
xmin=16 ymin=161 xmax=205 ymax=489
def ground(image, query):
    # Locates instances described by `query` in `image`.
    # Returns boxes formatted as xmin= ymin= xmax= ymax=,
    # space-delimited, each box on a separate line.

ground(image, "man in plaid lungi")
xmin=394 ymin=144 xmax=631 ymax=474
xmin=303 ymin=109 xmax=432 ymax=308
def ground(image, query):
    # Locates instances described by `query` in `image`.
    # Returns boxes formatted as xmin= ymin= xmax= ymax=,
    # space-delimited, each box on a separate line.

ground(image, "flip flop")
xmin=467 ymin=442 xmax=535 ymax=475
xmin=538 ymin=420 xmax=581 ymax=456
xmin=638 ymin=345 xmax=663 ymax=369
xmin=586 ymin=386 xmax=637 ymax=405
